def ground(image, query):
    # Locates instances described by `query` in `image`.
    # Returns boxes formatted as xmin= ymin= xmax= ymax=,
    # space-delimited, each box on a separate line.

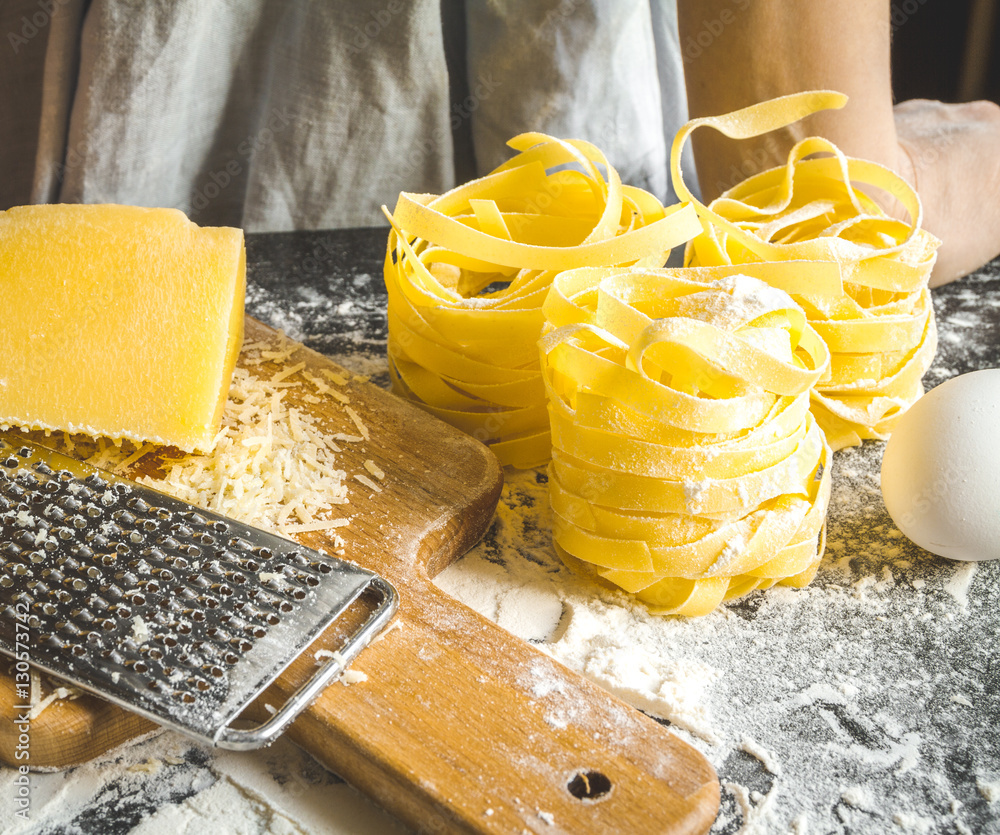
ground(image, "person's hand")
xmin=894 ymin=99 xmax=1000 ymax=287
xmin=678 ymin=0 xmax=1000 ymax=287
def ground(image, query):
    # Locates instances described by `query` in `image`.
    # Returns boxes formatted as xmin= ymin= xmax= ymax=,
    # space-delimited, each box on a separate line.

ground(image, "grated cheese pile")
xmin=138 ymin=334 xmax=363 ymax=542
xmin=142 ymin=365 xmax=349 ymax=539
xmin=17 ymin=332 xmax=368 ymax=547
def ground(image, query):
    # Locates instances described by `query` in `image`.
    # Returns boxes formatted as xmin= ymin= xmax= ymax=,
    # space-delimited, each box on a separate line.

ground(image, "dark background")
xmin=891 ymin=0 xmax=1000 ymax=103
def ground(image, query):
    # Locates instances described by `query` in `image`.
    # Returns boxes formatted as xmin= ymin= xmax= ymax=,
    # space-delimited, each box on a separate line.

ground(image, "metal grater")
xmin=0 ymin=432 xmax=397 ymax=750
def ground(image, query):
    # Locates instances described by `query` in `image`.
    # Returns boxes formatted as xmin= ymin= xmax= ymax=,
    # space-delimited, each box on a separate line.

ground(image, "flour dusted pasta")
xmin=383 ymin=133 xmax=701 ymax=467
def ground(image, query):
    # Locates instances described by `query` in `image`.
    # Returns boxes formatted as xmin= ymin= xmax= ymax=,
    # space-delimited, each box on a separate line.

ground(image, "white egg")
xmin=880 ymin=368 xmax=1000 ymax=562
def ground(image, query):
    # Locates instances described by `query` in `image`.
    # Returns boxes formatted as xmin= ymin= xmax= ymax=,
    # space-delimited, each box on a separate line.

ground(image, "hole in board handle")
xmin=567 ymin=770 xmax=612 ymax=801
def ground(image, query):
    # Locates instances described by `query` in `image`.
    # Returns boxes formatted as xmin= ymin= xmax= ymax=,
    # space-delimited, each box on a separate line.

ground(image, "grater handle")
xmin=215 ymin=576 xmax=398 ymax=750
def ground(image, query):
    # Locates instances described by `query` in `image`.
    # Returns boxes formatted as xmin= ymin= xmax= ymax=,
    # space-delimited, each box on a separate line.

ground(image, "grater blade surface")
xmin=0 ymin=432 xmax=397 ymax=749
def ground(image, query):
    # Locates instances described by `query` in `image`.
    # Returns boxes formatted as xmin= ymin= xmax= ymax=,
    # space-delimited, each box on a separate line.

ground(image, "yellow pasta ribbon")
xmin=540 ymin=266 xmax=832 ymax=616
xmin=383 ymin=133 xmax=702 ymax=467
xmin=669 ymin=90 xmax=941 ymax=450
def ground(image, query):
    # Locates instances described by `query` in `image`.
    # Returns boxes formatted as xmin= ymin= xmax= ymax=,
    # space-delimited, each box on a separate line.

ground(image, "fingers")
xmin=895 ymin=97 xmax=1000 ymax=127
xmin=893 ymin=98 xmax=940 ymax=113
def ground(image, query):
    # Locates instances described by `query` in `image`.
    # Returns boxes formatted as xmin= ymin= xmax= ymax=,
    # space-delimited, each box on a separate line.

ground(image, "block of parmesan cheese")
xmin=0 ymin=204 xmax=245 ymax=453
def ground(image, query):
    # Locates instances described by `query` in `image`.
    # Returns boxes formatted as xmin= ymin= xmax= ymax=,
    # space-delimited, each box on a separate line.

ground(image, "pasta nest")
xmin=672 ymin=91 xmax=941 ymax=450
xmin=382 ymin=133 xmax=701 ymax=468
xmin=541 ymin=266 xmax=833 ymax=616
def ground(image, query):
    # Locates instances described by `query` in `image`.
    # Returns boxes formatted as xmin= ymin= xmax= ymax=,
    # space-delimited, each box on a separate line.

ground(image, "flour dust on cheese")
xmin=540 ymin=265 xmax=832 ymax=616
xmin=669 ymin=91 xmax=940 ymax=451
xmin=383 ymin=133 xmax=702 ymax=468
xmin=0 ymin=204 xmax=245 ymax=453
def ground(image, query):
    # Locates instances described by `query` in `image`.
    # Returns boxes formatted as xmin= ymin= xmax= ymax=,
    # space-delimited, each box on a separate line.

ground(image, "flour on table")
xmin=944 ymin=562 xmax=977 ymax=613
xmin=434 ymin=441 xmax=1000 ymax=834
xmin=0 ymin=732 xmax=405 ymax=835
xmin=5 ymin=251 xmax=998 ymax=835
xmin=978 ymin=776 xmax=1000 ymax=803
xmin=740 ymin=736 xmax=781 ymax=776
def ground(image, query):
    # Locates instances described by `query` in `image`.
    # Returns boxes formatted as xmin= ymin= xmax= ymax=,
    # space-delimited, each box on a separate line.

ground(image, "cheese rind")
xmin=0 ymin=204 xmax=245 ymax=452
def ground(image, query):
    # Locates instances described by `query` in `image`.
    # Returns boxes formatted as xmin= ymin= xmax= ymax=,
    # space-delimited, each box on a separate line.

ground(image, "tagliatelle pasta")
xmin=382 ymin=133 xmax=702 ymax=467
xmin=540 ymin=265 xmax=833 ymax=615
xmin=383 ymin=93 xmax=939 ymax=616
xmin=670 ymin=91 xmax=941 ymax=450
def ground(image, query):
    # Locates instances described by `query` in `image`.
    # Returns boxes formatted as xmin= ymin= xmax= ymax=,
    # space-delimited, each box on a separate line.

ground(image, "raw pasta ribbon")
xmin=670 ymin=91 xmax=941 ymax=450
xmin=383 ymin=133 xmax=702 ymax=468
xmin=540 ymin=265 xmax=833 ymax=616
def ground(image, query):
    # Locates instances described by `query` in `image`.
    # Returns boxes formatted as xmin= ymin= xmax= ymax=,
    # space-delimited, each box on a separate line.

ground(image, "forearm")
xmin=678 ymin=0 xmax=899 ymax=201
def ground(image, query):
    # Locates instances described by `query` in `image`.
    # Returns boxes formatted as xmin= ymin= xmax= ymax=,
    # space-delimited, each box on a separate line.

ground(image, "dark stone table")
xmin=3 ymin=228 xmax=998 ymax=835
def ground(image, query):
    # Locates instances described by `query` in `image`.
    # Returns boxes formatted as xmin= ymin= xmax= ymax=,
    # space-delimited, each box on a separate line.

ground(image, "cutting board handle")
xmin=282 ymin=571 xmax=719 ymax=835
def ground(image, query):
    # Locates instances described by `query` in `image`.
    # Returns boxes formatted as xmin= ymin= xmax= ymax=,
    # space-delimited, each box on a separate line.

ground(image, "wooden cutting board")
xmin=0 ymin=317 xmax=719 ymax=834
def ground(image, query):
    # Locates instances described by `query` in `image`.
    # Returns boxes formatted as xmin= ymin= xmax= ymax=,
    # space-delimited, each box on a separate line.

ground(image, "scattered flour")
xmin=5 ymin=257 xmax=999 ymax=835
xmin=892 ymin=811 xmax=934 ymax=833
xmin=740 ymin=736 xmax=781 ymax=776
xmin=539 ymin=600 xmax=722 ymax=743
xmin=978 ymin=776 xmax=1000 ymax=803
xmin=7 ymin=431 xmax=996 ymax=835
xmin=841 ymin=785 xmax=874 ymax=810
xmin=0 ymin=732 xmax=405 ymax=835
xmin=431 ymin=446 xmax=1000 ymax=834
xmin=943 ymin=562 xmax=977 ymax=613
